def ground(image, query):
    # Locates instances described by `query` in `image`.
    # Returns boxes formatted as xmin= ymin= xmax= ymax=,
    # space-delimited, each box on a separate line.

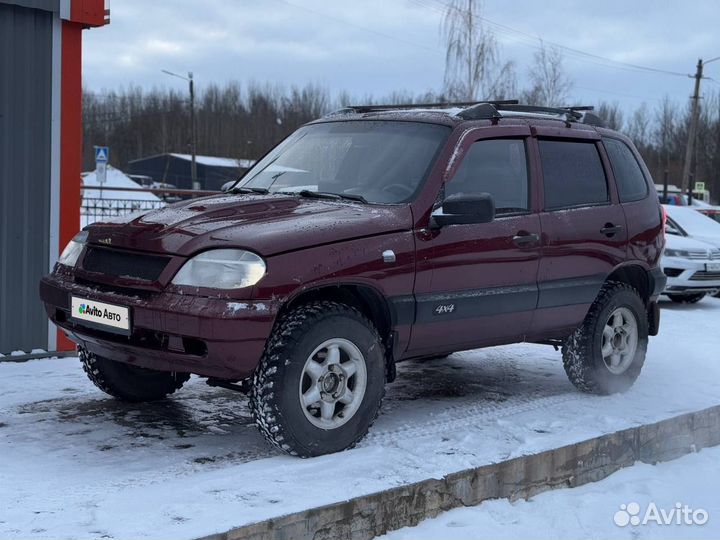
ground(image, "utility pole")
xmin=188 ymin=72 xmax=197 ymax=190
xmin=681 ymin=56 xmax=720 ymax=193
xmin=680 ymin=59 xmax=703 ymax=192
xmin=162 ymin=69 xmax=198 ymax=189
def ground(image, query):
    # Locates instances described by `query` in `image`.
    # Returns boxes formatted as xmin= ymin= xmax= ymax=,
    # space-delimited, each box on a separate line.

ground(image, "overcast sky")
xmin=83 ymin=0 xmax=720 ymax=113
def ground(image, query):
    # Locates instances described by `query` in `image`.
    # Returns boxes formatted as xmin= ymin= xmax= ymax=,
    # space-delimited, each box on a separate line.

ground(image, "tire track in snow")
xmin=361 ymin=391 xmax=582 ymax=447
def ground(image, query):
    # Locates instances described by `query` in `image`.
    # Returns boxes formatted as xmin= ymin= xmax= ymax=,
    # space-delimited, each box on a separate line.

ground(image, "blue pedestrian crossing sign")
xmin=94 ymin=146 xmax=109 ymax=163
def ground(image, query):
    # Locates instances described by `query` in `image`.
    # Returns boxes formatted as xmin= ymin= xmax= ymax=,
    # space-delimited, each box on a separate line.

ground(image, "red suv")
xmin=40 ymin=101 xmax=666 ymax=457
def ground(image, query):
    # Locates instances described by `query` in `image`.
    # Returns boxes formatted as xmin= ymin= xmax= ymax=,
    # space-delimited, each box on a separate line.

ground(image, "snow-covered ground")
xmin=1 ymin=298 xmax=720 ymax=539
xmin=380 ymin=445 xmax=720 ymax=540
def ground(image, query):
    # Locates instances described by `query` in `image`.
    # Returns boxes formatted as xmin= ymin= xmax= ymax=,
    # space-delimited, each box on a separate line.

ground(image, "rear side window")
xmin=447 ymin=139 xmax=529 ymax=214
xmin=604 ymin=138 xmax=649 ymax=202
xmin=539 ymin=140 xmax=608 ymax=210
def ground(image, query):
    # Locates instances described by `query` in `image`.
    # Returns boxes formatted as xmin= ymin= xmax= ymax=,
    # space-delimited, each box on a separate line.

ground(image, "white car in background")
xmin=662 ymin=205 xmax=720 ymax=303
xmin=664 ymin=204 xmax=720 ymax=248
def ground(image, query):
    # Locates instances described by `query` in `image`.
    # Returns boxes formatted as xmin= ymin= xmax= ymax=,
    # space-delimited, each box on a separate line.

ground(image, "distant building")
xmin=127 ymin=153 xmax=256 ymax=191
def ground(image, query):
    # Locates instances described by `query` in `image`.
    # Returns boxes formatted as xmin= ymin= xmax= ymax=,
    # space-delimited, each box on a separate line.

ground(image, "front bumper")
xmin=40 ymin=273 xmax=279 ymax=379
xmin=661 ymin=256 xmax=720 ymax=295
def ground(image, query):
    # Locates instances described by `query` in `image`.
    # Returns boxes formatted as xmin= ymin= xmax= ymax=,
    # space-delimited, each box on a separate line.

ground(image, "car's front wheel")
xmin=250 ymin=301 xmax=385 ymax=457
xmin=79 ymin=348 xmax=190 ymax=402
xmin=562 ymin=281 xmax=648 ymax=395
xmin=667 ymin=293 xmax=706 ymax=304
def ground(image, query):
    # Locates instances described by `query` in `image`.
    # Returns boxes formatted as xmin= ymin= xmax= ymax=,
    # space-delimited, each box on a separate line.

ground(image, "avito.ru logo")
xmin=78 ymin=303 xmax=103 ymax=318
xmin=614 ymin=501 xmax=709 ymax=527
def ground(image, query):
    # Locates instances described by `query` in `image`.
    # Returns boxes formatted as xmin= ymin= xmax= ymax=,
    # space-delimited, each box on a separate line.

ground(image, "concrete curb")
xmin=0 ymin=351 xmax=76 ymax=363
xmin=198 ymin=404 xmax=720 ymax=540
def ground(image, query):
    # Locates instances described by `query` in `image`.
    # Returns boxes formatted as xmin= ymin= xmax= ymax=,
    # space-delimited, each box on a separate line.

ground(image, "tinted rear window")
xmin=539 ymin=140 xmax=609 ymax=210
xmin=604 ymin=138 xmax=649 ymax=202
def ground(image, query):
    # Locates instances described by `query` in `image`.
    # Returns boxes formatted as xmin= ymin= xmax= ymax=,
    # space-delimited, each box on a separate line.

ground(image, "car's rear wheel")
xmin=667 ymin=293 xmax=706 ymax=304
xmin=562 ymin=281 xmax=648 ymax=395
xmin=250 ymin=301 xmax=385 ymax=457
xmin=79 ymin=348 xmax=190 ymax=402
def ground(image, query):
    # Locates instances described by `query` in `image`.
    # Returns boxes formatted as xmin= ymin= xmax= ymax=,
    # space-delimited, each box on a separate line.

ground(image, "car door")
xmin=408 ymin=132 xmax=542 ymax=355
xmin=602 ymin=136 xmax=664 ymax=266
xmin=528 ymin=131 xmax=628 ymax=338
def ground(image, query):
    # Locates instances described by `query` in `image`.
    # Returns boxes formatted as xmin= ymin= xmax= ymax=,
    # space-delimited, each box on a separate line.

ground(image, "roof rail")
xmin=343 ymin=100 xmax=519 ymax=114
xmin=497 ymin=104 xmax=594 ymax=120
xmin=581 ymin=111 xmax=605 ymax=127
xmin=326 ymin=101 xmax=602 ymax=127
xmin=456 ymin=102 xmax=503 ymax=120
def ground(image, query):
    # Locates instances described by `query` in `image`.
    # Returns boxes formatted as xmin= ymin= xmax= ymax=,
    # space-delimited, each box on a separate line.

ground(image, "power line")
xmin=271 ymin=0 xmax=441 ymax=55
xmin=411 ymin=0 xmax=690 ymax=78
xmin=573 ymin=84 xmax=662 ymax=102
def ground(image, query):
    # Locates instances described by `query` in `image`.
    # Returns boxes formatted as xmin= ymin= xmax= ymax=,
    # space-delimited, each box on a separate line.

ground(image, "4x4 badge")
xmin=434 ymin=304 xmax=455 ymax=315
xmin=98 ymin=238 xmax=112 ymax=245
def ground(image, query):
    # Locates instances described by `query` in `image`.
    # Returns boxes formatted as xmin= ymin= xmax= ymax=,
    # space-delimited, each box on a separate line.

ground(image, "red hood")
xmin=84 ymin=194 xmax=412 ymax=256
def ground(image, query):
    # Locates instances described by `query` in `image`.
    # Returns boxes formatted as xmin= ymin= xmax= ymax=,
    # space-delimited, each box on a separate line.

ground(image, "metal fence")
xmin=81 ymin=198 xmax=167 ymax=225
xmin=80 ymin=186 xmax=221 ymax=226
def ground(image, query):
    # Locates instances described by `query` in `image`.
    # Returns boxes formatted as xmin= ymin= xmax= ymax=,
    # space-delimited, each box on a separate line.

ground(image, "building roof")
xmin=168 ymin=153 xmax=256 ymax=169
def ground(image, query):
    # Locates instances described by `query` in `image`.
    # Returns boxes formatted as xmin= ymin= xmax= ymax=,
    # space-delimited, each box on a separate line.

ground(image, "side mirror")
xmin=221 ymin=180 xmax=238 ymax=193
xmin=430 ymin=192 xmax=495 ymax=228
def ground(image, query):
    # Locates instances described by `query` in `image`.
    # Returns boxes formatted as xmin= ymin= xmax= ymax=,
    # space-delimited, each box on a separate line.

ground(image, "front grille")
xmin=686 ymin=249 xmax=710 ymax=259
xmin=74 ymin=278 xmax=158 ymax=298
xmin=689 ymin=271 xmax=720 ymax=281
xmin=82 ymin=247 xmax=170 ymax=282
xmin=685 ymin=249 xmax=720 ymax=260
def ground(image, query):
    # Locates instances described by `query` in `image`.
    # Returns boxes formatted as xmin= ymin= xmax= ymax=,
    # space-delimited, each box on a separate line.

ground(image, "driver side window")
xmin=447 ymin=138 xmax=530 ymax=215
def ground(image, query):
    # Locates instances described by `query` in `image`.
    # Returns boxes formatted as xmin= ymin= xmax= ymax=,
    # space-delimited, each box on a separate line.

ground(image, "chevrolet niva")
xmin=40 ymin=101 xmax=667 ymax=457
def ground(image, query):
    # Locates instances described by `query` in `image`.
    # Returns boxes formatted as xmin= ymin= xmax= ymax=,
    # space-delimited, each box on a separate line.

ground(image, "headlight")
xmin=58 ymin=231 xmax=88 ymax=267
xmin=172 ymin=249 xmax=266 ymax=289
xmin=664 ymin=249 xmax=688 ymax=258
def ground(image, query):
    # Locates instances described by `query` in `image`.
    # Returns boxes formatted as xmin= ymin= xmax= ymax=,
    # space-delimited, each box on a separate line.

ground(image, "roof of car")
xmin=309 ymin=101 xmax=618 ymax=136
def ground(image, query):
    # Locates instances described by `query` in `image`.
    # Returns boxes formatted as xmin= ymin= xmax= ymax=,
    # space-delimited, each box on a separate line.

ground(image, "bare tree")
xmin=627 ymin=102 xmax=650 ymax=147
xmin=653 ymin=97 xmax=679 ymax=172
xmin=523 ymin=42 xmax=572 ymax=107
xmin=694 ymin=91 xmax=720 ymax=195
xmin=441 ymin=0 xmax=516 ymax=101
xmin=597 ymin=101 xmax=624 ymax=131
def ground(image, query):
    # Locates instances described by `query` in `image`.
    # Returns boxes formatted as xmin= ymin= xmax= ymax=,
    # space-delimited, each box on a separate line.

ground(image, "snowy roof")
xmin=169 ymin=153 xmax=256 ymax=169
xmin=82 ymin=166 xmax=160 ymax=202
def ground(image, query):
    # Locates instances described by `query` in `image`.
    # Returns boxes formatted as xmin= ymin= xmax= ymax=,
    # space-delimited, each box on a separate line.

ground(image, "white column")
xmin=47 ymin=12 xmax=63 ymax=351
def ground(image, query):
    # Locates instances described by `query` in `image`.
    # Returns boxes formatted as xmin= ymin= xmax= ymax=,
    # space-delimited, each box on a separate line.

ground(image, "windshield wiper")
xmin=283 ymin=190 xmax=367 ymax=204
xmin=231 ymin=186 xmax=270 ymax=195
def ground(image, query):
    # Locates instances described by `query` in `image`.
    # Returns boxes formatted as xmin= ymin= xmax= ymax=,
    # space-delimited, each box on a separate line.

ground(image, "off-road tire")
xmin=667 ymin=293 xmax=706 ymax=304
xmin=79 ymin=348 xmax=190 ymax=402
xmin=250 ymin=301 xmax=386 ymax=457
xmin=562 ymin=281 xmax=648 ymax=395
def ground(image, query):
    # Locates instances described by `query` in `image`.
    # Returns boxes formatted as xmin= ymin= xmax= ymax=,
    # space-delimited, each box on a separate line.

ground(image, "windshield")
xmin=237 ymin=121 xmax=451 ymax=204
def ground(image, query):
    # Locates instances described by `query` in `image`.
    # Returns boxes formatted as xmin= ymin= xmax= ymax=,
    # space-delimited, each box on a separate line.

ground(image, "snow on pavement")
xmin=1 ymin=298 xmax=720 ymax=539
xmin=380 ymin=445 xmax=720 ymax=540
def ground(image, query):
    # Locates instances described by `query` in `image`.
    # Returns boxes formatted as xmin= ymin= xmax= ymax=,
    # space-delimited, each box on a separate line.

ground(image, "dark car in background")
xmin=40 ymin=101 xmax=666 ymax=457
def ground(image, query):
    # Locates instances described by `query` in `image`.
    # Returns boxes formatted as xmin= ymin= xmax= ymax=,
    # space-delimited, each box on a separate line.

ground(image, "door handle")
xmin=600 ymin=224 xmax=624 ymax=237
xmin=513 ymin=232 xmax=540 ymax=246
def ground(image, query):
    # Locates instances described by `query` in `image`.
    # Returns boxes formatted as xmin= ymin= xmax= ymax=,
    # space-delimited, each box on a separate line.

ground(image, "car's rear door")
xmin=602 ymin=136 xmax=664 ymax=267
xmin=528 ymin=129 xmax=628 ymax=338
xmin=408 ymin=128 xmax=542 ymax=355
